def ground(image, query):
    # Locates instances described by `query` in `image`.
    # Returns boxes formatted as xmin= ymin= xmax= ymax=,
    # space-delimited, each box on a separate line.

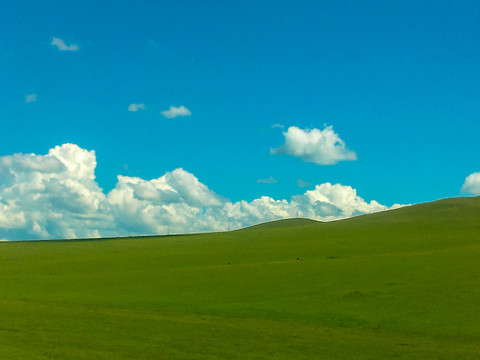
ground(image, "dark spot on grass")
xmin=345 ymin=291 xmax=365 ymax=298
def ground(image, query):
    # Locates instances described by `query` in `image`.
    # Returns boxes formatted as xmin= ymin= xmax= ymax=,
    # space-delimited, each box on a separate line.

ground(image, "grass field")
xmin=1 ymin=196 xmax=480 ymax=359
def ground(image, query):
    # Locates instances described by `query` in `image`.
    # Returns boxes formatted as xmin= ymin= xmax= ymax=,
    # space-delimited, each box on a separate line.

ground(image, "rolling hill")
xmin=0 ymin=196 xmax=479 ymax=359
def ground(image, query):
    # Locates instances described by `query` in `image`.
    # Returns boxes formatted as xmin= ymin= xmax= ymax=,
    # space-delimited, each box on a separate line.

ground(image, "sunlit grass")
xmin=1 ymin=197 xmax=479 ymax=359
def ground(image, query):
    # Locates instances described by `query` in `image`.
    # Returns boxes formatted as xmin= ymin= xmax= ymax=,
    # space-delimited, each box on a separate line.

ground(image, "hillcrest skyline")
xmin=1 ymin=1 xmax=480 ymax=239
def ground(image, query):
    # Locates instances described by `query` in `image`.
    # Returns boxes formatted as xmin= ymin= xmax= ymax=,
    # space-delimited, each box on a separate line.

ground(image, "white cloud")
xmin=0 ymin=144 xmax=108 ymax=240
xmin=128 ymin=103 xmax=146 ymax=112
xmin=271 ymin=126 xmax=357 ymax=165
xmin=107 ymin=169 xmax=226 ymax=235
xmin=461 ymin=172 xmax=480 ymax=195
xmin=161 ymin=105 xmax=191 ymax=118
xmin=0 ymin=144 xmax=399 ymax=240
xmin=25 ymin=94 xmax=37 ymax=103
xmin=302 ymin=183 xmax=387 ymax=218
xmin=271 ymin=123 xmax=284 ymax=129
xmin=257 ymin=176 xmax=278 ymax=184
xmin=51 ymin=37 xmax=79 ymax=51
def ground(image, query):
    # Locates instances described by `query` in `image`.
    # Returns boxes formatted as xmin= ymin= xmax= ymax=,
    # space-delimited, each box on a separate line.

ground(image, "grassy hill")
xmin=1 ymin=197 xmax=479 ymax=359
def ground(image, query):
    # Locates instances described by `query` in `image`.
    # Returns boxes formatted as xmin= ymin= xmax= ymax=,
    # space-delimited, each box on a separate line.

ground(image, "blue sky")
xmin=1 ymin=1 xmax=480 ymax=240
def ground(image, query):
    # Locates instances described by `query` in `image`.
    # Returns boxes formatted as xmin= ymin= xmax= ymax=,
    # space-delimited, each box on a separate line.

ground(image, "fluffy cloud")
xmin=128 ymin=104 xmax=146 ymax=112
xmin=0 ymin=144 xmax=399 ymax=240
xmin=51 ymin=37 xmax=79 ymax=51
xmin=161 ymin=105 xmax=191 ymax=118
xmin=271 ymin=126 xmax=357 ymax=165
xmin=25 ymin=94 xmax=37 ymax=103
xmin=461 ymin=172 xmax=480 ymax=195
xmin=107 ymin=170 xmax=226 ymax=235
xmin=302 ymin=183 xmax=387 ymax=218
xmin=0 ymin=144 xmax=108 ymax=240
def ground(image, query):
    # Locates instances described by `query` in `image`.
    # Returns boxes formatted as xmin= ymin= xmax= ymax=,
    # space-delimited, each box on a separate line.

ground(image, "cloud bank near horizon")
xmin=461 ymin=172 xmax=480 ymax=195
xmin=0 ymin=144 xmax=400 ymax=241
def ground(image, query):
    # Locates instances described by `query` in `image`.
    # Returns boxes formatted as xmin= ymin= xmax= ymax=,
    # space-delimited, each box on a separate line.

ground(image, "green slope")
xmin=1 ymin=197 xmax=479 ymax=359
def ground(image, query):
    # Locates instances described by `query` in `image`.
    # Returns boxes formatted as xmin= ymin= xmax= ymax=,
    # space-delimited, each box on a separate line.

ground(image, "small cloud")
xmin=161 ymin=105 xmax=191 ymax=118
xmin=25 ymin=94 xmax=37 ymax=103
xmin=271 ymin=123 xmax=284 ymax=129
xmin=271 ymin=125 xmax=357 ymax=165
xmin=461 ymin=172 xmax=480 ymax=195
xmin=297 ymin=178 xmax=313 ymax=188
xmin=146 ymin=39 xmax=159 ymax=48
xmin=128 ymin=103 xmax=146 ymax=112
xmin=257 ymin=176 xmax=278 ymax=184
xmin=51 ymin=37 xmax=79 ymax=51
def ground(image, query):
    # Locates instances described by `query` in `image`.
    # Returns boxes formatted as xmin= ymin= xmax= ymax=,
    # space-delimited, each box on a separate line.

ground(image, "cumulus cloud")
xmin=302 ymin=183 xmax=387 ymax=217
xmin=25 ymin=94 xmax=37 ymax=103
xmin=271 ymin=126 xmax=357 ymax=165
xmin=0 ymin=144 xmax=108 ymax=240
xmin=107 ymin=169 xmax=226 ymax=235
xmin=128 ymin=103 xmax=146 ymax=112
xmin=0 ymin=144 xmax=399 ymax=240
xmin=257 ymin=176 xmax=278 ymax=184
xmin=51 ymin=37 xmax=79 ymax=51
xmin=461 ymin=172 xmax=480 ymax=195
xmin=161 ymin=105 xmax=191 ymax=118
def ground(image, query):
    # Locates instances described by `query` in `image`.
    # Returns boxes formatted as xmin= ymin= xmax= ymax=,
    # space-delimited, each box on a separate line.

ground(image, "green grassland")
xmin=1 ymin=197 xmax=480 ymax=359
